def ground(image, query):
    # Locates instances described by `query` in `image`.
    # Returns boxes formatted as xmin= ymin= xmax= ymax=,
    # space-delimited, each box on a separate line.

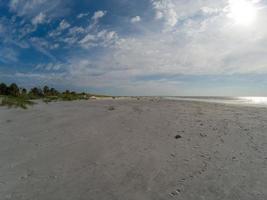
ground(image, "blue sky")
xmin=0 ymin=0 xmax=267 ymax=96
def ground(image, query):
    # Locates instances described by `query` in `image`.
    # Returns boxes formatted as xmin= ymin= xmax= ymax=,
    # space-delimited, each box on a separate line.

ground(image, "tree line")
xmin=0 ymin=82 xmax=82 ymax=98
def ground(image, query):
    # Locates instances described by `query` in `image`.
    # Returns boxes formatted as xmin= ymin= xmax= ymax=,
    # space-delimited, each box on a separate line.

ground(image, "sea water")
xmin=165 ymin=96 xmax=267 ymax=107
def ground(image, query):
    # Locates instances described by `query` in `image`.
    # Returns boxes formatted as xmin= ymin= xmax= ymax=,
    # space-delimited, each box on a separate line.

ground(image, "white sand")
xmin=0 ymin=99 xmax=267 ymax=200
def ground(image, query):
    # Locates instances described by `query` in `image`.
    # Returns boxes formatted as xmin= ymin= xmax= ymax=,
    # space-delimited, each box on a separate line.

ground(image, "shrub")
xmin=29 ymin=87 xmax=43 ymax=98
xmin=0 ymin=96 xmax=35 ymax=109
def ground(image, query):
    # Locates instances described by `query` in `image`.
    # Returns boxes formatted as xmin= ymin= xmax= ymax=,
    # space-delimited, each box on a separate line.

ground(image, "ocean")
xmin=165 ymin=96 xmax=267 ymax=107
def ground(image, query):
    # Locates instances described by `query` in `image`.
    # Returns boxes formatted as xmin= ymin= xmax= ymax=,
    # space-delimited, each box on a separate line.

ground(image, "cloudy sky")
xmin=0 ymin=0 xmax=267 ymax=96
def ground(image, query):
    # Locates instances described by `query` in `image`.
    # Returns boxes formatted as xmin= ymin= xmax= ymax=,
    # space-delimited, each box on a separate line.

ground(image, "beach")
xmin=0 ymin=99 xmax=267 ymax=200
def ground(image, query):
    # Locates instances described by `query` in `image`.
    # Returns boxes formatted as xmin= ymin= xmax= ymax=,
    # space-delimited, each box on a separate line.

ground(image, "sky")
xmin=0 ymin=0 xmax=267 ymax=96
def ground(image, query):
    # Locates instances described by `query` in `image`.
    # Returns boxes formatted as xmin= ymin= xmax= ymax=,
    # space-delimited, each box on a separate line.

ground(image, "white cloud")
xmin=79 ymin=34 xmax=96 ymax=45
xmin=150 ymin=0 xmax=227 ymax=29
xmin=79 ymin=30 xmax=118 ymax=49
xmin=31 ymin=12 xmax=46 ymax=25
xmin=77 ymin=12 xmax=90 ymax=19
xmin=151 ymin=0 xmax=178 ymax=27
xmin=0 ymin=48 xmax=19 ymax=63
xmin=14 ymin=72 xmax=66 ymax=83
xmin=45 ymin=10 xmax=118 ymax=50
xmin=92 ymin=10 xmax=106 ymax=21
xmin=59 ymin=20 xmax=70 ymax=30
xmin=201 ymin=7 xmax=220 ymax=14
xmin=4 ymin=0 xmax=267 ymax=95
xmin=66 ymin=0 xmax=267 ymax=82
xmin=0 ymin=17 xmax=31 ymax=48
xmin=131 ymin=16 xmax=141 ymax=23
xmin=30 ymin=37 xmax=57 ymax=61
xmin=9 ymin=0 xmax=67 ymax=20
xmin=68 ymin=26 xmax=86 ymax=37
xmin=35 ymin=62 xmax=63 ymax=71
xmin=68 ymin=27 xmax=86 ymax=35
xmin=49 ymin=19 xmax=71 ymax=37
xmin=63 ymin=37 xmax=79 ymax=45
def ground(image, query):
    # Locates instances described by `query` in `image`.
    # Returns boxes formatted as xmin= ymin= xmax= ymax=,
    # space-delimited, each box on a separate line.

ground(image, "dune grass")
xmin=43 ymin=94 xmax=89 ymax=103
xmin=0 ymin=82 xmax=112 ymax=109
xmin=0 ymin=96 xmax=35 ymax=109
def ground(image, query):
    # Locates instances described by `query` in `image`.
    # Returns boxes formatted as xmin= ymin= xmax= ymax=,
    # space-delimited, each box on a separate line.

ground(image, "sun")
xmin=227 ymin=0 xmax=258 ymax=26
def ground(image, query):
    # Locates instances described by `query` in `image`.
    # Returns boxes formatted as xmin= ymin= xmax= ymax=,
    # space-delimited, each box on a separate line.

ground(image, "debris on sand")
xmin=169 ymin=189 xmax=181 ymax=197
xmin=175 ymin=135 xmax=182 ymax=139
xmin=200 ymin=133 xmax=207 ymax=137
xmin=108 ymin=106 xmax=115 ymax=111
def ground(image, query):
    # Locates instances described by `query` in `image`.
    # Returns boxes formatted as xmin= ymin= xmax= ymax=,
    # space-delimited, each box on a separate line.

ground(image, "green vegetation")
xmin=0 ymin=82 xmax=106 ymax=109
xmin=43 ymin=93 xmax=88 ymax=103
xmin=0 ymin=96 xmax=35 ymax=109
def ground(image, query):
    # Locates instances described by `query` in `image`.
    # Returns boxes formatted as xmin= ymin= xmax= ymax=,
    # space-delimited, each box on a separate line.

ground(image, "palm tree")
xmin=50 ymin=88 xmax=59 ymax=96
xmin=30 ymin=87 xmax=43 ymax=97
xmin=21 ymin=88 xmax=27 ymax=95
xmin=8 ymin=83 xmax=20 ymax=97
xmin=0 ymin=83 xmax=8 ymax=95
xmin=43 ymin=85 xmax=50 ymax=96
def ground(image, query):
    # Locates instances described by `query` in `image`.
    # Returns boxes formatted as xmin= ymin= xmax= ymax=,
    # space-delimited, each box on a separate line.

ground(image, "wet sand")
xmin=0 ymin=99 xmax=267 ymax=200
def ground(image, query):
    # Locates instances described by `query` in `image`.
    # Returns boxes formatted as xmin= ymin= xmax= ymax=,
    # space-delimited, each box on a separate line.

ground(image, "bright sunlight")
xmin=227 ymin=0 xmax=259 ymax=26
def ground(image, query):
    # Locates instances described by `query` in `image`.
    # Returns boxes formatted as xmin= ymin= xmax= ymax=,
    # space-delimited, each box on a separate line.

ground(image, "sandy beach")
xmin=0 ymin=99 xmax=267 ymax=200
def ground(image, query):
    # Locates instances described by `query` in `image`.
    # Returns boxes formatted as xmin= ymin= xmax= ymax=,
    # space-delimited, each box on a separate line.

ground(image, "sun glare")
xmin=227 ymin=0 xmax=258 ymax=26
